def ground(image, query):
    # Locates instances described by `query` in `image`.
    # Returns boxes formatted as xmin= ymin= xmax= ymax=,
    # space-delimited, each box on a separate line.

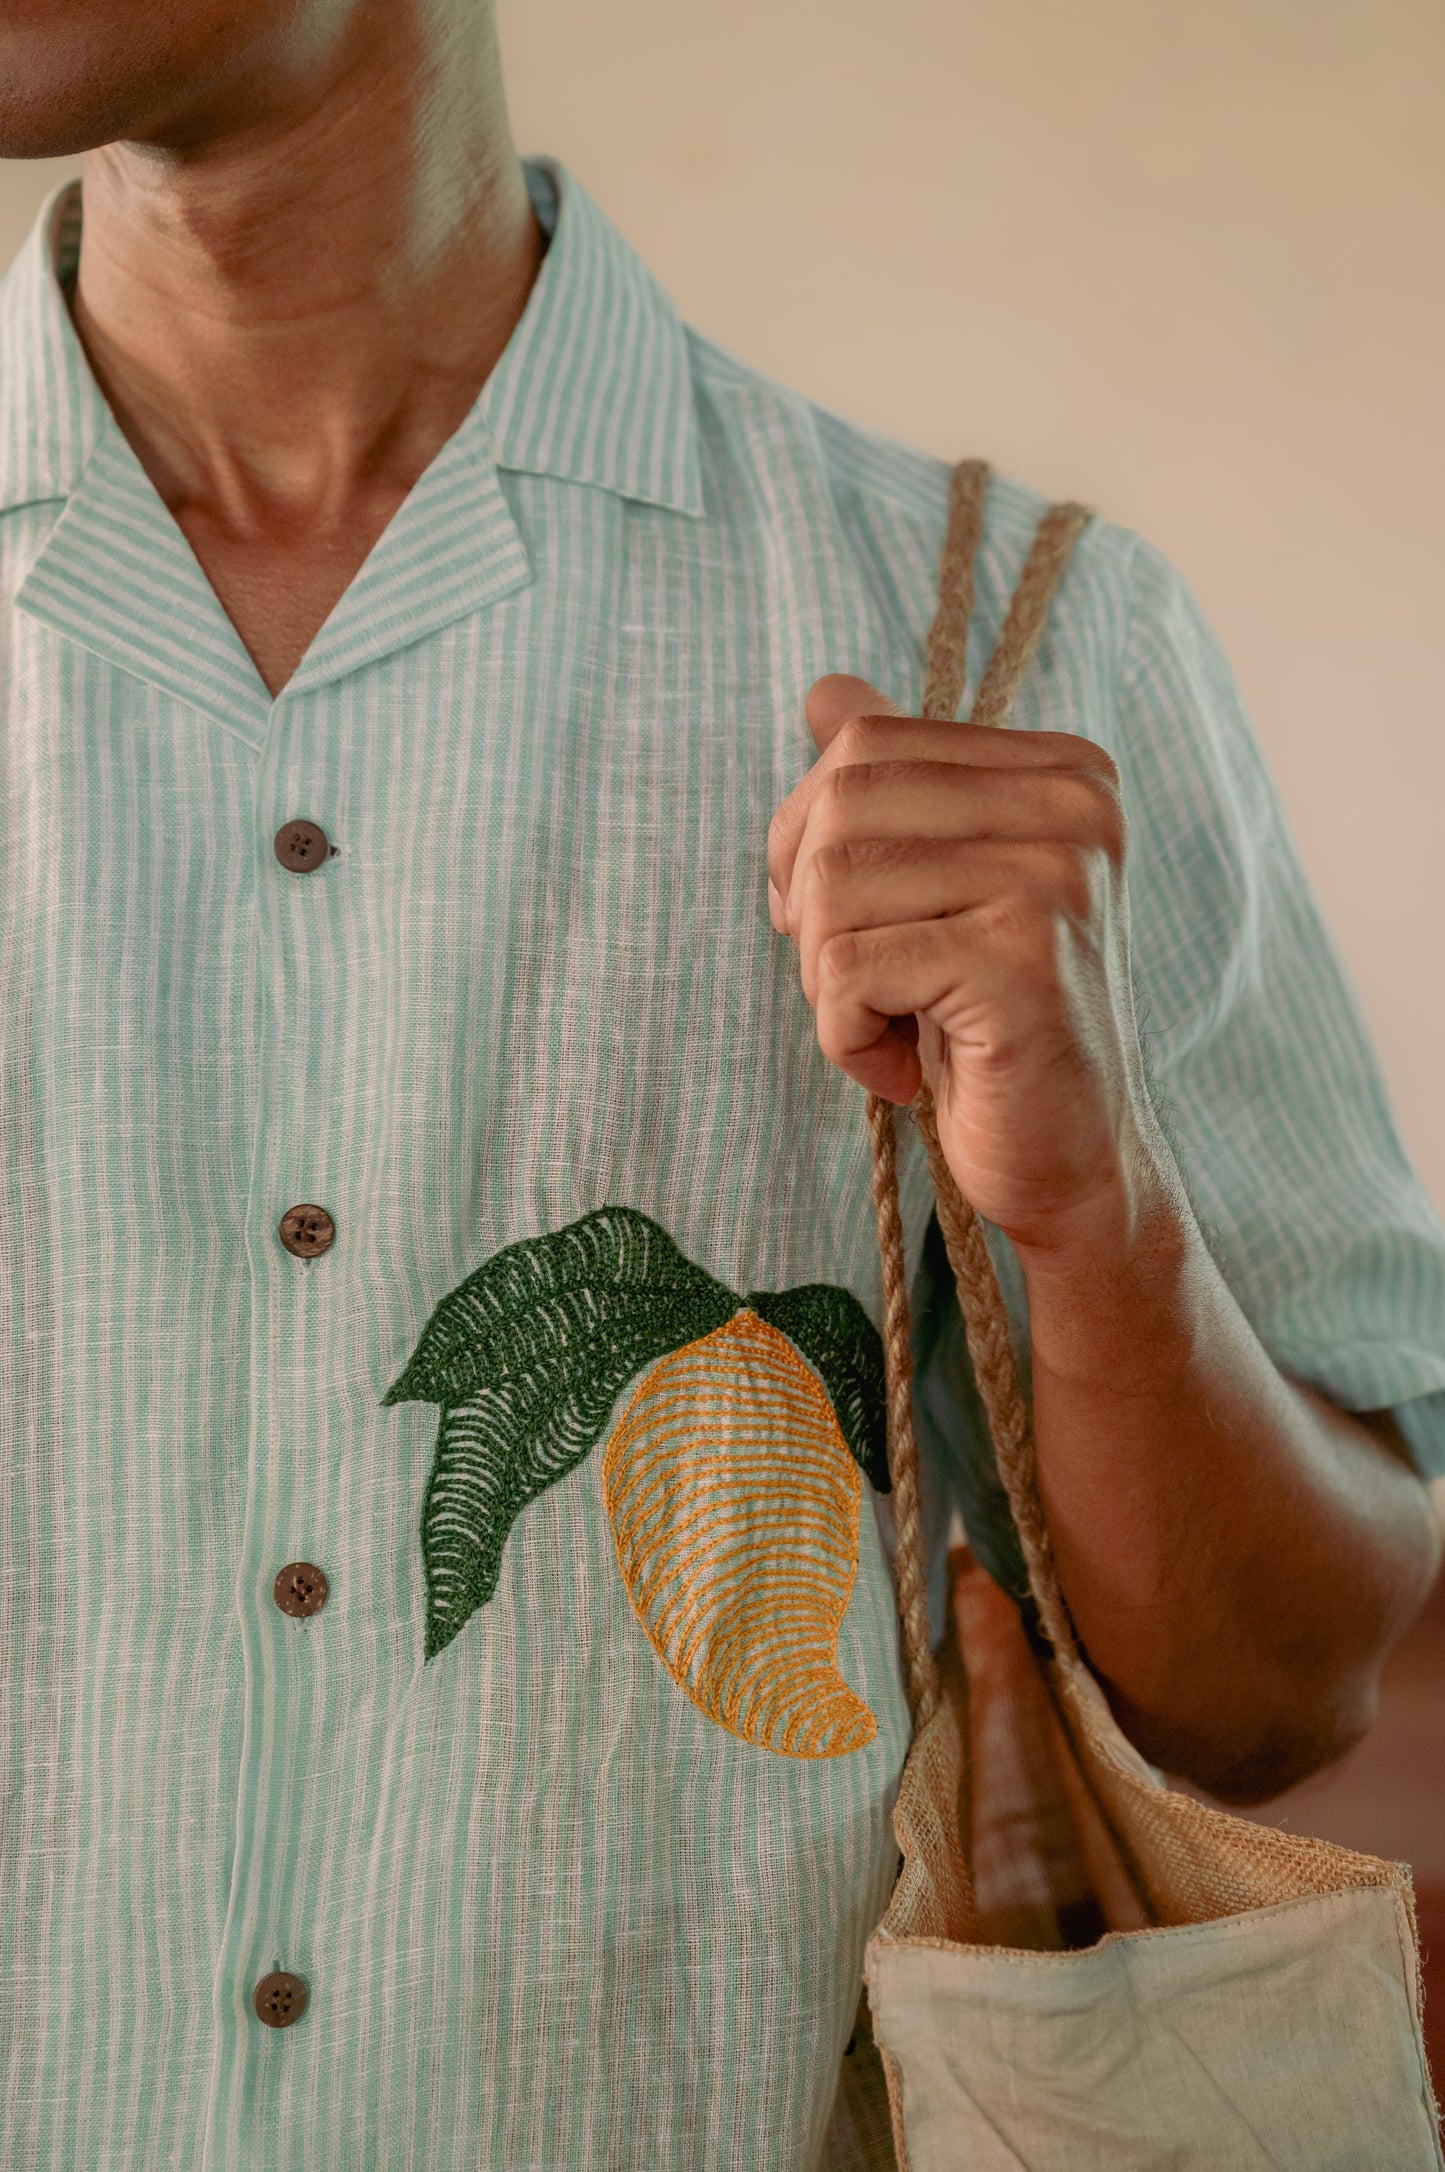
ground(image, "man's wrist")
xmin=1008 ymin=1123 xmax=1212 ymax=1397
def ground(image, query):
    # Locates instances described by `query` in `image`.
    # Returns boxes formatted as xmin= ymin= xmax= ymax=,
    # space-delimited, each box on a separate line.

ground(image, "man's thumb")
xmin=804 ymin=673 xmax=905 ymax=754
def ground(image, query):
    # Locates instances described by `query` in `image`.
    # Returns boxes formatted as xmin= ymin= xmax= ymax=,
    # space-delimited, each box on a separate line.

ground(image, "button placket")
xmin=236 ymin=787 xmax=341 ymax=2054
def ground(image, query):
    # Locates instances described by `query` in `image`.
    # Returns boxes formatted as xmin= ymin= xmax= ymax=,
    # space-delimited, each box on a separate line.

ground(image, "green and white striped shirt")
xmin=3 ymin=155 xmax=1443 ymax=2172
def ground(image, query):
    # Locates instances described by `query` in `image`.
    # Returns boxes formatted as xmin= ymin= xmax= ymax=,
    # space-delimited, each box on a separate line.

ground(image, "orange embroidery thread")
xmin=603 ymin=1309 xmax=877 ymax=1759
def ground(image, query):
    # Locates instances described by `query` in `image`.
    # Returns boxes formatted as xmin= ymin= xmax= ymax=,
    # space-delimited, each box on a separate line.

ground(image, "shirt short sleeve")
xmin=915 ymin=527 xmax=1445 ymax=1603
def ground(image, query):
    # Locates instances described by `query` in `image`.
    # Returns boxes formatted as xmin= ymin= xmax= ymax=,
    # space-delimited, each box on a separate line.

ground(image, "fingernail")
xmin=767 ymin=878 xmax=785 ymax=932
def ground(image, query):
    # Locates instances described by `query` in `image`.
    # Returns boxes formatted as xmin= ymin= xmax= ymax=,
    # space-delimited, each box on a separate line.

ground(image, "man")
xmin=1 ymin=3 xmax=1441 ymax=2168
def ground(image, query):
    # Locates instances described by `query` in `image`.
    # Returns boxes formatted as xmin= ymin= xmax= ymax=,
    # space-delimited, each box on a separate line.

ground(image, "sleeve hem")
xmin=1391 ymin=1392 xmax=1445 ymax=1483
xmin=1265 ymin=1340 xmax=1445 ymax=1416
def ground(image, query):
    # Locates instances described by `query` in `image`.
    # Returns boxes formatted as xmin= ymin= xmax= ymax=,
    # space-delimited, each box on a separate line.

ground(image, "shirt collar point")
xmin=0 ymin=178 xmax=101 ymax=513
xmin=484 ymin=158 xmax=706 ymax=521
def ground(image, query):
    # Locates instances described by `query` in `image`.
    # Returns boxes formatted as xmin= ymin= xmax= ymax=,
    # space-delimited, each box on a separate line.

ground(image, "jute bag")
xmin=851 ymin=459 xmax=1444 ymax=2171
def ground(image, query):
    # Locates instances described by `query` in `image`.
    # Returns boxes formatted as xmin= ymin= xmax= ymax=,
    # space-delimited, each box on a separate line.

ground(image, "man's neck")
xmin=66 ymin=6 xmax=543 ymax=693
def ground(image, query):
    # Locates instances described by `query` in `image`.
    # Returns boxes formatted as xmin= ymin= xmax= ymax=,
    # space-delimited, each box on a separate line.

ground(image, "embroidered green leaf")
xmin=384 ymin=1206 xmax=737 ymax=1409
xmin=419 ymin=1360 xmax=682 ymax=1663
xmin=384 ymin=1205 xmax=894 ymax=1664
xmin=384 ymin=1208 xmax=741 ymax=1658
xmin=744 ymin=1283 xmax=890 ymax=1493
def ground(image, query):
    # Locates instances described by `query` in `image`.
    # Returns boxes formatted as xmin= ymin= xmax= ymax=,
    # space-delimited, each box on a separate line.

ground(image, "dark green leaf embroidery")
xmin=384 ymin=1207 xmax=736 ymax=1408
xmin=745 ymin=1283 xmax=890 ymax=1494
xmin=384 ymin=1205 xmax=891 ymax=1661
xmin=384 ymin=1209 xmax=738 ymax=1658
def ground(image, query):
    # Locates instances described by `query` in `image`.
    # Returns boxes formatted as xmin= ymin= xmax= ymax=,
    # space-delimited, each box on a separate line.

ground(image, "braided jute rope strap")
xmin=867 ymin=460 xmax=1095 ymax=1729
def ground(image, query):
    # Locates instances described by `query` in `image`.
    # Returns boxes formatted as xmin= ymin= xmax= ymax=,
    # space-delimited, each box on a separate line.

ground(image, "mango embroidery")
xmin=604 ymin=1308 xmax=876 ymax=1757
xmin=383 ymin=1207 xmax=887 ymax=1759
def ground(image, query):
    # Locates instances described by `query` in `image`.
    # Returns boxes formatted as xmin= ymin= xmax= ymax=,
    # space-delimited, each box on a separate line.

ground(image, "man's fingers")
xmin=811 ymin=914 xmax=1062 ymax=1098
xmin=808 ymin=915 xmax=969 ymax=1103
xmin=772 ymin=760 xmax=1121 ymax=934
xmin=804 ymin=677 xmax=1116 ymax=779
xmin=769 ymin=693 xmax=1121 ymax=924
xmin=793 ymin=836 xmax=1094 ymax=1005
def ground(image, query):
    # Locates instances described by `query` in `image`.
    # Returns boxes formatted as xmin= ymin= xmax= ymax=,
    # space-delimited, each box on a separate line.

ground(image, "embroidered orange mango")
xmin=383 ymin=1206 xmax=890 ymax=1759
xmin=604 ymin=1305 xmax=877 ymax=1756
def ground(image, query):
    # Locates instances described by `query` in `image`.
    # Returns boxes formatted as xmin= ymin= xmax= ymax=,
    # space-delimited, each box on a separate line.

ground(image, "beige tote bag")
xmin=842 ymin=459 xmax=1443 ymax=2172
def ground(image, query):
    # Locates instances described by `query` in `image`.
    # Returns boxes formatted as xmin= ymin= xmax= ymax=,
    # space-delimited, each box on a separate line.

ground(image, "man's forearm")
xmin=1016 ymin=1131 xmax=1443 ymax=1805
xmin=765 ymin=675 xmax=1442 ymax=1803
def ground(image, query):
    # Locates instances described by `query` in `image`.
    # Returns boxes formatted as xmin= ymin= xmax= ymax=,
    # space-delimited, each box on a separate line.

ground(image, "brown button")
xmin=279 ymin=1203 xmax=334 ymax=1258
xmin=274 ymin=818 xmax=330 ymax=873
xmin=253 ymin=1970 xmax=308 ymax=2029
xmin=274 ymin=1561 xmax=329 ymax=1618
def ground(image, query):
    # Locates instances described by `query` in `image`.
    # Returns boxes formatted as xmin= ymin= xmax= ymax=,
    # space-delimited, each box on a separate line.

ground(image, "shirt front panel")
xmin=212 ymin=452 xmax=925 ymax=2172
xmin=0 ymin=179 xmax=939 ymax=2172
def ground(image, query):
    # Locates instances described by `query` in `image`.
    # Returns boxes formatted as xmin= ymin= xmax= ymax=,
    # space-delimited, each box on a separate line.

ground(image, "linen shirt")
xmin=3 ymin=155 xmax=1444 ymax=2172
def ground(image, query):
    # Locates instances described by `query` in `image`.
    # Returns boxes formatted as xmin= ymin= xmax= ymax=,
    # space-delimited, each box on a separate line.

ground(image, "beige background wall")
xmin=2 ymin=0 xmax=1441 ymax=1203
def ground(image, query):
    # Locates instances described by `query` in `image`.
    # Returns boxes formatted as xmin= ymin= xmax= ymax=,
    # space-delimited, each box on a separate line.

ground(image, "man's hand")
xmin=767 ymin=672 xmax=1169 ymax=1256
xmin=767 ymin=672 xmax=1442 ymax=1805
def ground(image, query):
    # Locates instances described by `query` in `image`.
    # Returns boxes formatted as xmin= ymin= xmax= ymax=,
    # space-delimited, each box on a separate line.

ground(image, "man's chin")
xmin=0 ymin=122 xmax=108 ymax=160
xmin=0 ymin=78 xmax=152 ymax=163
xmin=0 ymin=12 xmax=260 ymax=161
xmin=0 ymin=0 xmax=359 ymax=164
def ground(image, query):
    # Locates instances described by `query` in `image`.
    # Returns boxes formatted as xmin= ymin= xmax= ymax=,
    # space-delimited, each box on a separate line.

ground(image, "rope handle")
xmin=869 ymin=460 xmax=1095 ymax=1733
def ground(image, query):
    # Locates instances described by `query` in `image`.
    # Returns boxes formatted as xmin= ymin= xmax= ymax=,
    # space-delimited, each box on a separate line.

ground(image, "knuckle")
xmin=1090 ymin=785 xmax=1128 ymax=863
xmin=808 ymin=833 xmax=906 ymax=897
xmin=1062 ymin=769 xmax=1126 ymax=856
xmin=972 ymin=893 xmax=1060 ymax=980
xmin=1075 ymin=734 xmax=1120 ymax=785
xmin=816 ymin=1013 xmax=850 ymax=1069
xmin=814 ymin=765 xmax=848 ymax=822
xmin=1039 ymin=839 xmax=1095 ymax=919
xmin=1039 ymin=728 xmax=1118 ymax=784
xmin=815 ymin=927 xmax=863 ymax=993
xmin=970 ymin=893 xmax=1032 ymax=952
xmin=797 ymin=843 xmax=848 ymax=926
xmin=818 ymin=758 xmax=881 ymax=824
xmin=833 ymin=754 xmax=883 ymax=798
xmin=831 ymin=713 xmax=879 ymax=763
xmin=808 ymin=837 xmax=861 ymax=892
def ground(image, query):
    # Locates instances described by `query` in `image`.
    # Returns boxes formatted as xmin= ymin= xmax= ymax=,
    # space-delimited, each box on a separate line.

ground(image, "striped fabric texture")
xmin=1 ymin=155 xmax=1443 ymax=2172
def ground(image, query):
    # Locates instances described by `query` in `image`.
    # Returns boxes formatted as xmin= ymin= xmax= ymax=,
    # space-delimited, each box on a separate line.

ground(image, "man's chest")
xmin=0 ymin=516 xmax=943 ymax=1512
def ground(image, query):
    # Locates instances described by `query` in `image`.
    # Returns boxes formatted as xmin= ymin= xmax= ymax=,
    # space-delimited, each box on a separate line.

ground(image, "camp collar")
xmin=0 ymin=156 xmax=704 ymax=522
